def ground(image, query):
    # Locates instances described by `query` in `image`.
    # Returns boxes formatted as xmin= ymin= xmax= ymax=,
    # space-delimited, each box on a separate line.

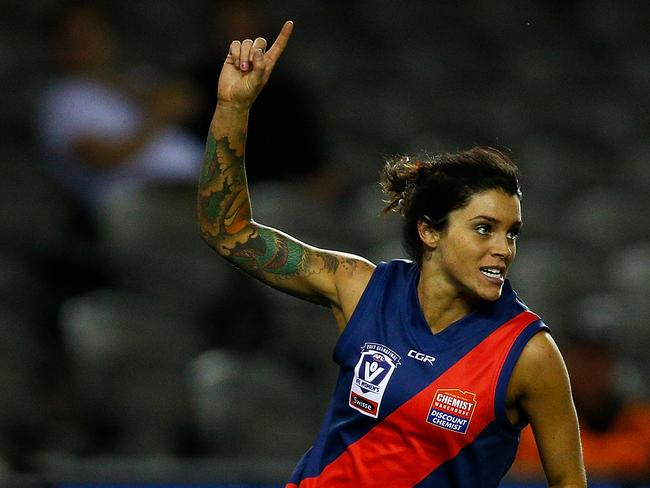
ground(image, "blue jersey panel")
xmin=287 ymin=259 xmax=547 ymax=486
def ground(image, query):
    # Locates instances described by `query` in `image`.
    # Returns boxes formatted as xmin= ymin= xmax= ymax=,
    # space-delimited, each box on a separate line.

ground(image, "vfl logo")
xmin=349 ymin=342 xmax=401 ymax=418
xmin=426 ymin=389 xmax=477 ymax=434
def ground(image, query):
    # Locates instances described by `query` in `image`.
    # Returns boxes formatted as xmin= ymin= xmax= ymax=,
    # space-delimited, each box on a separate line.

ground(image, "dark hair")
xmin=380 ymin=146 xmax=522 ymax=264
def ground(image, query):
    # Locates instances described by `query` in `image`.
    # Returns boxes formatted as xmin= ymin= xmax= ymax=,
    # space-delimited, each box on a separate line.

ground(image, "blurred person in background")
xmin=26 ymin=3 xmax=209 ymax=462
xmin=189 ymin=0 xmax=332 ymax=192
xmin=198 ymin=21 xmax=586 ymax=487
xmin=512 ymin=331 xmax=650 ymax=483
xmin=36 ymin=1 xmax=204 ymax=218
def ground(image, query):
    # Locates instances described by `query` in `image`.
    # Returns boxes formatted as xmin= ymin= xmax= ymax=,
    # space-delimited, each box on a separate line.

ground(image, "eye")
xmin=507 ymin=230 xmax=520 ymax=241
xmin=476 ymin=224 xmax=491 ymax=236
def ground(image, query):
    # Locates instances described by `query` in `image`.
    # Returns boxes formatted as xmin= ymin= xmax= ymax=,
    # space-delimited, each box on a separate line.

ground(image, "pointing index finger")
xmin=265 ymin=20 xmax=294 ymax=67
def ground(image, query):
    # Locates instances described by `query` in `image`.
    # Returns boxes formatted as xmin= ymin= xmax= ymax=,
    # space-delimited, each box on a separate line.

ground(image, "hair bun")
xmin=380 ymin=155 xmax=431 ymax=215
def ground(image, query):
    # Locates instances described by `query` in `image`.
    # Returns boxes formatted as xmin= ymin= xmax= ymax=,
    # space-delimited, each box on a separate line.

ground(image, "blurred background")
xmin=1 ymin=0 xmax=649 ymax=486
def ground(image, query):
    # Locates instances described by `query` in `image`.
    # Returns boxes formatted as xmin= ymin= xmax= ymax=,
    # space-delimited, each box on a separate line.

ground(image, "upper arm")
xmin=511 ymin=332 xmax=587 ymax=487
xmin=211 ymin=220 xmax=375 ymax=318
xmin=197 ymin=116 xmax=375 ymax=326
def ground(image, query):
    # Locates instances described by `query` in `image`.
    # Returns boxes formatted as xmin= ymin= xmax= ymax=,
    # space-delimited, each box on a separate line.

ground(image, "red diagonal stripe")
xmin=292 ymin=310 xmax=539 ymax=488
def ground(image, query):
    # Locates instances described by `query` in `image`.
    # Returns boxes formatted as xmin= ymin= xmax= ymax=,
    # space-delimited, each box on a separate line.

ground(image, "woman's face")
xmin=432 ymin=189 xmax=522 ymax=302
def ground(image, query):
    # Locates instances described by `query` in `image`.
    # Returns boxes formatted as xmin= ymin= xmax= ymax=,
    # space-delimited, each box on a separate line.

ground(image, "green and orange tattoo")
xmin=198 ymin=130 xmax=309 ymax=278
xmin=198 ymin=125 xmax=364 ymax=296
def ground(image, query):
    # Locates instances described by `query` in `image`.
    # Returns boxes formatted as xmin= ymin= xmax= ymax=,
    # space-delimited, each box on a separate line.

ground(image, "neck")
xmin=417 ymin=261 xmax=476 ymax=334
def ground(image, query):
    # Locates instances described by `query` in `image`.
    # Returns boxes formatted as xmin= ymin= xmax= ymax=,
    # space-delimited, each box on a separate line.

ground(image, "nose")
xmin=491 ymin=234 xmax=514 ymax=260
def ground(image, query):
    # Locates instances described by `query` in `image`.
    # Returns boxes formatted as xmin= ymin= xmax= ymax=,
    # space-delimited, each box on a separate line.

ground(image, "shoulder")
xmin=340 ymin=258 xmax=415 ymax=285
xmin=375 ymin=258 xmax=418 ymax=280
xmin=333 ymin=255 xmax=376 ymax=320
xmin=510 ymin=331 xmax=570 ymax=403
xmin=517 ymin=331 xmax=565 ymax=378
xmin=351 ymin=259 xmax=417 ymax=292
xmin=336 ymin=258 xmax=417 ymax=324
xmin=333 ymin=258 xmax=422 ymax=328
xmin=333 ymin=253 xmax=376 ymax=291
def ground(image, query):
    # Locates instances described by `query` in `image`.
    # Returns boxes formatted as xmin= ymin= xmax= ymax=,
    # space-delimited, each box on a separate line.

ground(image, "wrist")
xmin=216 ymin=100 xmax=252 ymax=115
xmin=210 ymin=102 xmax=251 ymax=137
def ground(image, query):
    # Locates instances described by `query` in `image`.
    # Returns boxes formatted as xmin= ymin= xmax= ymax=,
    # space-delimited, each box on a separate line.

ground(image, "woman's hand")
xmin=217 ymin=20 xmax=294 ymax=110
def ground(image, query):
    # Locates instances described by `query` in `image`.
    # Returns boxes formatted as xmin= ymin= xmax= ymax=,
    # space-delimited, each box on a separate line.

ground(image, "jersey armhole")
xmin=494 ymin=320 xmax=551 ymax=431
xmin=332 ymin=261 xmax=390 ymax=365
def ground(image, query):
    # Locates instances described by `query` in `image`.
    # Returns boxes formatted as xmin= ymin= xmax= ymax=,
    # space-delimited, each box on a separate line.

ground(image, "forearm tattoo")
xmin=198 ymin=131 xmax=363 ymax=289
xmin=198 ymin=132 xmax=250 ymax=240
xmin=198 ymin=131 xmax=309 ymax=278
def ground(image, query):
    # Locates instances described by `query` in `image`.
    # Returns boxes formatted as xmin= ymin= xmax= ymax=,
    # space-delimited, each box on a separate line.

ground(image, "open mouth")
xmin=480 ymin=267 xmax=504 ymax=282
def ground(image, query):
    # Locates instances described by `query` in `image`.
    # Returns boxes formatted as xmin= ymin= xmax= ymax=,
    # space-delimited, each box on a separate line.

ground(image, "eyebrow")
xmin=470 ymin=215 xmax=523 ymax=227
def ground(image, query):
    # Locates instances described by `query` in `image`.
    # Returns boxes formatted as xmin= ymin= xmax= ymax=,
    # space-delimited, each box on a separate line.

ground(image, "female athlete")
xmin=197 ymin=21 xmax=586 ymax=488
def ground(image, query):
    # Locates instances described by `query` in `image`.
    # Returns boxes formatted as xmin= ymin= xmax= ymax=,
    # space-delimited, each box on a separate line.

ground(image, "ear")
xmin=417 ymin=218 xmax=439 ymax=250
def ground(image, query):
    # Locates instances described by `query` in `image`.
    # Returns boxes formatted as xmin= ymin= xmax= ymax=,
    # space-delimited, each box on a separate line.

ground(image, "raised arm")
xmin=197 ymin=21 xmax=374 ymax=325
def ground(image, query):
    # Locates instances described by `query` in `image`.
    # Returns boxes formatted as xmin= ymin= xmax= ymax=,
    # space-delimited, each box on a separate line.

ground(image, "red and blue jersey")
xmin=286 ymin=259 xmax=548 ymax=487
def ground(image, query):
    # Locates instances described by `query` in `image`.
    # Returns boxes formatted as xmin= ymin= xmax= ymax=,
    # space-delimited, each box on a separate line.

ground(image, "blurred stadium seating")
xmin=0 ymin=0 xmax=648 ymax=485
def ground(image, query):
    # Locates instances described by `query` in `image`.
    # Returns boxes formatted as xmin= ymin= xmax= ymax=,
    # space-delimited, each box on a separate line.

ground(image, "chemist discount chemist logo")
xmin=349 ymin=342 xmax=401 ymax=418
xmin=426 ymin=389 xmax=477 ymax=434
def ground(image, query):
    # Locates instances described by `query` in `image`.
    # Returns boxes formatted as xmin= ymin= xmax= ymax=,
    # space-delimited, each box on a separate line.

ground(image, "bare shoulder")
xmin=519 ymin=331 xmax=562 ymax=368
xmin=322 ymin=250 xmax=375 ymax=322
xmin=311 ymin=249 xmax=376 ymax=280
xmin=511 ymin=331 xmax=570 ymax=402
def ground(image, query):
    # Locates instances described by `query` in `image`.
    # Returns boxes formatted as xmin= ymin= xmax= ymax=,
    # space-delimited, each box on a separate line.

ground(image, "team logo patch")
xmin=349 ymin=342 xmax=401 ymax=418
xmin=426 ymin=389 xmax=477 ymax=434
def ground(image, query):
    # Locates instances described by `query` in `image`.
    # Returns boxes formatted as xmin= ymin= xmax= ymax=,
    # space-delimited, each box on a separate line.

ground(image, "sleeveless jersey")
xmin=286 ymin=259 xmax=549 ymax=488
